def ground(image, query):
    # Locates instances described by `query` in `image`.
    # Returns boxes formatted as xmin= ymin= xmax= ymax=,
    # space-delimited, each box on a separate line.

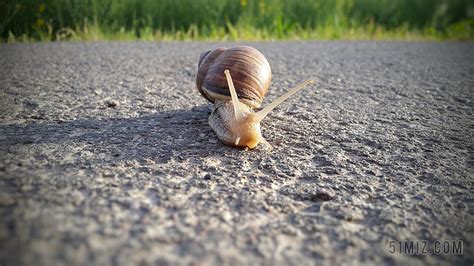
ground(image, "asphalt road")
xmin=0 ymin=41 xmax=473 ymax=265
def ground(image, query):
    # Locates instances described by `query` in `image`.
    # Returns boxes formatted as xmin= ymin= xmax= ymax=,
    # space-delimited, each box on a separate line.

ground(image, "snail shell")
xmin=196 ymin=46 xmax=272 ymax=109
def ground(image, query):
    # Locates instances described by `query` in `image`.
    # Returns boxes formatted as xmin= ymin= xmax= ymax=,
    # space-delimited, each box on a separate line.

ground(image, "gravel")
xmin=0 ymin=41 xmax=473 ymax=265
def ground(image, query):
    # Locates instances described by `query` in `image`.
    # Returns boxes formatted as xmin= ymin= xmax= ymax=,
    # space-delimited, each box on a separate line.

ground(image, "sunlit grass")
xmin=1 ymin=0 xmax=473 ymax=42
xmin=6 ymin=22 xmax=473 ymax=42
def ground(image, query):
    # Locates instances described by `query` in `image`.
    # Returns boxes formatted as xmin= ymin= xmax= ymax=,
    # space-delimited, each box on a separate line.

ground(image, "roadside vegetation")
xmin=1 ymin=0 xmax=473 ymax=42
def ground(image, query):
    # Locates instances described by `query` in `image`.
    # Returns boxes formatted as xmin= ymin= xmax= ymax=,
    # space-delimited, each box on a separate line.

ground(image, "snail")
xmin=196 ymin=46 xmax=314 ymax=150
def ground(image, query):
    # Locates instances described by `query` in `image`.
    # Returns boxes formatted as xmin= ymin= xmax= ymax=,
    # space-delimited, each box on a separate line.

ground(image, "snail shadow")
xmin=0 ymin=106 xmax=229 ymax=166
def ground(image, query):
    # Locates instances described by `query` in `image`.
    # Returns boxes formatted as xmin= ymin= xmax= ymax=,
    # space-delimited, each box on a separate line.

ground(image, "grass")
xmin=1 ymin=0 xmax=473 ymax=42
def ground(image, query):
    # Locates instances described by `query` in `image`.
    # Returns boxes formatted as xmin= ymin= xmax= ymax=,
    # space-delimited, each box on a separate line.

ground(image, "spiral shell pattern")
xmin=196 ymin=46 xmax=272 ymax=109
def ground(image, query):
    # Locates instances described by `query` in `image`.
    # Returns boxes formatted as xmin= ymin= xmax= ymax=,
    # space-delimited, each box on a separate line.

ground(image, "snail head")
xmin=223 ymin=69 xmax=314 ymax=150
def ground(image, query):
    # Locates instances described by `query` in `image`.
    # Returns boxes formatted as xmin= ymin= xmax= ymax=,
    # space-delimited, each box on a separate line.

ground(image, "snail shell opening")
xmin=196 ymin=46 xmax=272 ymax=109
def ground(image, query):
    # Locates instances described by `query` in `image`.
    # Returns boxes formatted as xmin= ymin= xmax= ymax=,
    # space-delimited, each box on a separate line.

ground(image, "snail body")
xmin=196 ymin=46 xmax=314 ymax=149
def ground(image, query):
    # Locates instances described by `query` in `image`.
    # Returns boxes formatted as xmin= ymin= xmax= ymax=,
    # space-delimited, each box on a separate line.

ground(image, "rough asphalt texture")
xmin=0 ymin=41 xmax=473 ymax=265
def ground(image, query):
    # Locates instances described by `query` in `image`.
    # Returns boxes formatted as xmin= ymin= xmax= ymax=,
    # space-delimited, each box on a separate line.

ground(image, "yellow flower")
xmin=240 ymin=0 xmax=247 ymax=8
xmin=39 ymin=3 xmax=45 ymax=13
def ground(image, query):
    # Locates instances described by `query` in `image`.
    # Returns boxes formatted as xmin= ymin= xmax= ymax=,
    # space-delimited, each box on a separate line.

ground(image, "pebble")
xmin=310 ymin=189 xmax=335 ymax=202
xmin=105 ymin=100 xmax=118 ymax=108
xmin=221 ymin=211 xmax=233 ymax=222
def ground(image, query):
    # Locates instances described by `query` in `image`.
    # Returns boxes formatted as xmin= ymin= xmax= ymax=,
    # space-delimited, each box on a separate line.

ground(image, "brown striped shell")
xmin=196 ymin=46 xmax=272 ymax=109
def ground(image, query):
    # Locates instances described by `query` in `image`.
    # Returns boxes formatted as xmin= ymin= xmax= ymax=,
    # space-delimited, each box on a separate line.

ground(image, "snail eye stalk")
xmin=224 ymin=69 xmax=244 ymax=121
xmin=252 ymin=79 xmax=315 ymax=122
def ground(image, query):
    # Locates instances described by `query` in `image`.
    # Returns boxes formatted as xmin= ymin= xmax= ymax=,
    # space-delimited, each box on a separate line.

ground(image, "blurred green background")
xmin=1 ymin=0 xmax=473 ymax=41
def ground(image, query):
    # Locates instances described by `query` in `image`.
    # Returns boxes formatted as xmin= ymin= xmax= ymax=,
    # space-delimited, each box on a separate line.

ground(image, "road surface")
xmin=0 ymin=41 xmax=473 ymax=265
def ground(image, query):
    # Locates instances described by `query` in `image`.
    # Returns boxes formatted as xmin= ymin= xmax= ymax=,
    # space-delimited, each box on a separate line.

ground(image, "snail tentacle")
xmin=253 ymin=79 xmax=315 ymax=123
xmin=224 ymin=69 xmax=244 ymax=121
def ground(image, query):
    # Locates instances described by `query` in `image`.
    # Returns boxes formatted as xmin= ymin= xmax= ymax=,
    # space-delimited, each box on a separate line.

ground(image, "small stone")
xmin=30 ymin=114 xmax=46 ymax=120
xmin=105 ymin=100 xmax=118 ymax=108
xmin=310 ymin=189 xmax=335 ymax=202
xmin=303 ymin=203 xmax=321 ymax=213
xmin=362 ymin=184 xmax=374 ymax=193
xmin=221 ymin=211 xmax=232 ymax=222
